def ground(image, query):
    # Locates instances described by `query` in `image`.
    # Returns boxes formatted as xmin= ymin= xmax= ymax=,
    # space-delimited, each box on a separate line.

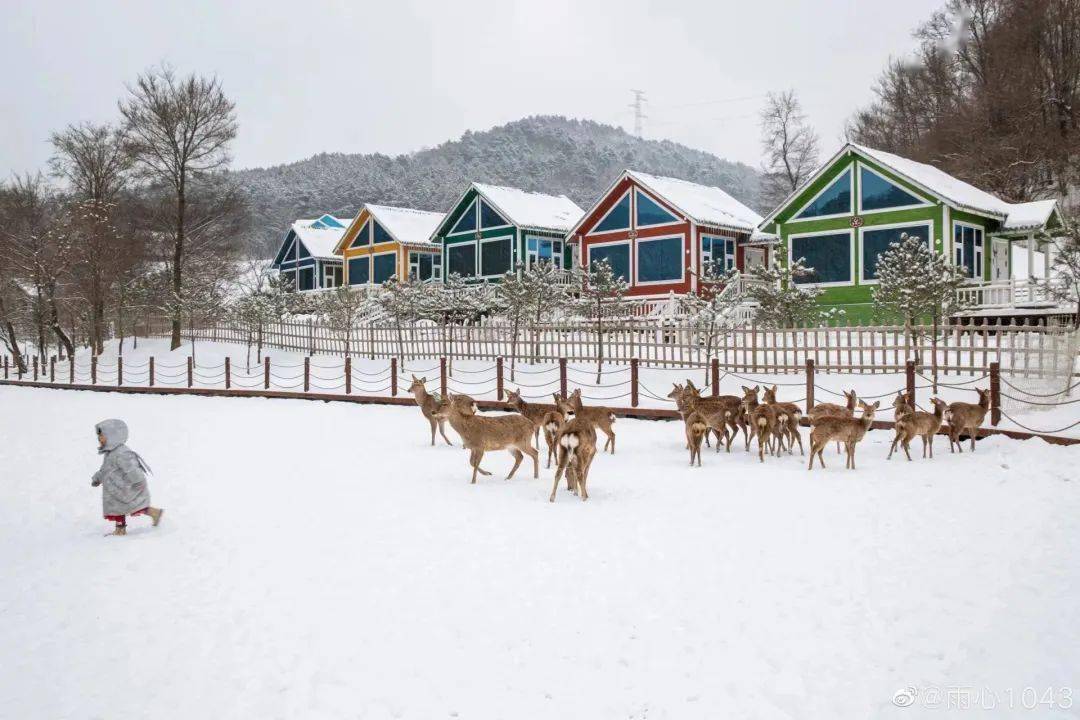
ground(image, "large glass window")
xmin=298 ymin=266 xmax=315 ymax=291
xmin=480 ymin=200 xmax=507 ymax=229
xmin=954 ymin=224 xmax=984 ymax=278
xmin=635 ymin=190 xmax=679 ymax=226
xmin=790 ymin=232 xmax=851 ymax=285
xmin=324 ymin=265 xmax=342 ymax=288
xmin=481 ymin=237 xmax=513 ymax=277
xmin=297 ymin=241 xmax=311 ymax=259
xmin=593 ymin=192 xmax=631 ymax=233
xmin=448 ymin=242 xmax=476 ymax=277
xmin=795 ymin=169 xmax=852 ymax=220
xmin=409 ymin=252 xmax=436 ymax=282
xmin=372 ymin=253 xmax=396 ymax=284
xmin=348 ymin=257 xmax=369 ymax=285
xmin=372 ymin=221 xmax=393 ymax=245
xmin=526 ymin=235 xmax=563 ymax=269
xmin=281 ymin=270 xmax=296 ymax=289
xmin=350 ymin=222 xmax=369 ymax=248
xmin=637 ymin=236 xmax=683 ymax=283
xmin=701 ymin=235 xmax=736 ymax=275
xmin=859 ymin=166 xmax=924 ymax=211
xmin=449 ymin=200 xmax=477 ymax=235
xmin=589 ymin=243 xmax=630 ymax=281
xmin=275 ymin=233 xmax=298 ymax=265
xmin=861 ymin=225 xmax=930 ymax=281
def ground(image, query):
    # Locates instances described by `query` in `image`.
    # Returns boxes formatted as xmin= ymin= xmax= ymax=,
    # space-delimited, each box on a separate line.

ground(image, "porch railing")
xmin=957 ymin=277 xmax=1074 ymax=310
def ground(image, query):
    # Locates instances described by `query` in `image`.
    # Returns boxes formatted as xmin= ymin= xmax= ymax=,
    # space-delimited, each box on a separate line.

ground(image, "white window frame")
xmin=371 ymin=220 xmax=396 ymax=247
xmin=585 ymin=238 xmax=632 ymax=282
xmin=952 ymin=220 xmax=985 ymax=279
xmin=787 ymin=228 xmax=856 ymax=288
xmin=858 ymin=220 xmax=934 ymax=285
xmin=346 ymin=255 xmax=371 ymax=286
xmin=789 ymin=167 xmax=854 ymax=223
xmin=447 ymin=199 xmax=479 ymax=237
xmin=525 ymin=234 xmax=564 ymax=270
xmin=277 ymin=237 xmax=297 ymax=266
xmin=478 ymin=234 xmax=515 ymax=279
xmin=635 ymin=233 xmax=686 ymax=286
xmin=370 ymin=249 xmax=398 ymax=285
xmin=588 ymin=189 xmax=632 ymax=235
xmin=855 ymin=162 xmax=933 ymax=215
xmin=634 ymin=188 xmax=681 ymax=230
xmin=323 ymin=263 xmax=341 ymax=288
xmin=409 ymin=251 xmax=440 ymax=282
xmin=701 ymin=234 xmax=737 ymax=275
xmin=349 ymin=221 xmax=371 ymax=248
xmin=445 ymin=240 xmax=478 ymax=279
xmin=477 ymin=198 xmax=512 ymax=231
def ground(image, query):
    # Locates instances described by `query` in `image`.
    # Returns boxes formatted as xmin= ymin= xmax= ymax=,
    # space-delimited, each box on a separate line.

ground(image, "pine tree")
xmin=318 ymin=286 xmax=375 ymax=358
xmin=578 ymin=259 xmax=628 ymax=383
xmin=378 ymin=277 xmax=429 ymax=361
xmin=496 ymin=267 xmax=532 ymax=380
xmin=1043 ymin=225 xmax=1080 ymax=328
xmin=520 ymin=261 xmax=570 ymax=362
xmin=680 ymin=265 xmax=743 ymax=384
xmin=749 ymin=258 xmax=829 ymax=328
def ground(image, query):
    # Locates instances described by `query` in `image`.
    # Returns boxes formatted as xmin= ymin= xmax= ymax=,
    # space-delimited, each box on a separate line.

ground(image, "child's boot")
xmin=107 ymin=523 xmax=126 ymax=537
xmin=147 ymin=507 xmax=164 ymax=527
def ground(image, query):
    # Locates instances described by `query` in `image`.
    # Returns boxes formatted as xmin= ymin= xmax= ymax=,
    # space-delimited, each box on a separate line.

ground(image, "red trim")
xmin=104 ymin=507 xmax=148 ymax=522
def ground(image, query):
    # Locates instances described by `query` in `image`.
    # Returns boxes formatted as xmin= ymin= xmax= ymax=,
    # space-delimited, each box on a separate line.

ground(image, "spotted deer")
xmin=549 ymin=417 xmax=598 ymax=503
xmin=945 ymin=389 xmax=991 ymax=453
xmin=808 ymin=400 xmax=879 ymax=470
xmin=762 ymin=385 xmax=804 ymax=455
xmin=408 ymin=375 xmax=455 ymax=446
xmin=433 ymin=393 xmax=539 ymax=484
xmin=888 ymin=397 xmax=948 ymax=460
xmin=557 ymin=389 xmax=616 ymax=454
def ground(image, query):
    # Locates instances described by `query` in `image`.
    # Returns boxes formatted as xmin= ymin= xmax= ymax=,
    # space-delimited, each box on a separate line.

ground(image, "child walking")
xmin=91 ymin=419 xmax=163 ymax=536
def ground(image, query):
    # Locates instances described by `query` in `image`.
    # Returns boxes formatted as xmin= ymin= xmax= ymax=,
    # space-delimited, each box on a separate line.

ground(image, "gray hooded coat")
xmin=91 ymin=419 xmax=151 ymax=517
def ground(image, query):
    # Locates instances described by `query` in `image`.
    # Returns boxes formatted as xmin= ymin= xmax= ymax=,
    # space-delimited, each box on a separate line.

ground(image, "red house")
xmin=567 ymin=170 xmax=769 ymax=298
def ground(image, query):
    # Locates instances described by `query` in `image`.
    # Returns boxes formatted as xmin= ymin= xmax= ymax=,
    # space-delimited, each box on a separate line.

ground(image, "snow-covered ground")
xmin=10 ymin=337 xmax=1080 ymax=439
xmin=1 ymin=385 xmax=1078 ymax=718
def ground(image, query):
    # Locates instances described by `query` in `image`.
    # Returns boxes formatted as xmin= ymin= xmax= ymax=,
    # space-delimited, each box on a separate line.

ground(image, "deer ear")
xmin=753 ymin=385 xmax=760 ymax=392
xmin=873 ymin=400 xmax=881 ymax=409
xmin=742 ymin=385 xmax=750 ymax=393
xmin=771 ymin=385 xmax=777 ymax=393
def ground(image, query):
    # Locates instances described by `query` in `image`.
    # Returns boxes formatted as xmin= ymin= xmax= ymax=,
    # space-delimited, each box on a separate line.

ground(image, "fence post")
xmin=630 ymin=357 xmax=639 ymax=408
xmin=905 ymin=360 xmax=916 ymax=406
xmin=264 ymin=357 xmax=270 ymax=390
xmin=308 ymin=319 xmax=314 ymax=355
xmin=751 ymin=324 xmax=758 ymax=373
xmin=3 ymin=355 xmax=7 ymax=379
xmin=225 ymin=357 xmax=231 ymax=390
xmin=391 ymin=358 xmax=398 ymax=396
xmin=149 ymin=357 xmax=155 ymax=387
xmin=91 ymin=356 xmax=97 ymax=385
xmin=440 ymin=357 xmax=447 ymax=398
xmin=187 ymin=357 xmax=193 ymax=388
xmin=69 ymin=356 xmax=74 ymax=384
xmin=805 ymin=358 xmax=815 ymax=410
xmin=344 ymin=357 xmax=352 ymax=394
xmin=711 ymin=358 xmax=719 ymax=397
xmin=496 ymin=357 xmax=504 ymax=401
xmin=989 ymin=361 xmax=1001 ymax=426
xmin=559 ymin=357 xmax=567 ymax=400
xmin=50 ymin=356 xmax=55 ymax=383
xmin=304 ymin=357 xmax=310 ymax=393
xmin=117 ymin=356 xmax=123 ymax=387
xmin=33 ymin=356 xmax=38 ymax=381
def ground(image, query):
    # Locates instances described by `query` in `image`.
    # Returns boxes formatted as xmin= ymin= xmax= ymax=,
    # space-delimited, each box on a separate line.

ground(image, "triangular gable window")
xmin=592 ymin=192 xmax=631 ymax=233
xmin=317 ymin=214 xmax=345 ymax=229
xmin=372 ymin=220 xmax=393 ymax=244
xmin=635 ymin=189 xmax=680 ymax=226
xmin=297 ymin=240 xmax=311 ymax=259
xmin=859 ymin=166 xmax=926 ymax=211
xmin=795 ymin=168 xmax=852 ymax=220
xmin=274 ymin=232 xmax=297 ymax=266
xmin=450 ymin=199 xmax=477 ymax=235
xmin=350 ymin=222 xmax=370 ymax=248
xmin=480 ymin=199 xmax=508 ymax=228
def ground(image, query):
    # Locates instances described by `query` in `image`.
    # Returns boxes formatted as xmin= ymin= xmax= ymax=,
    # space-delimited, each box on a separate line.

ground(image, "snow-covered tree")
xmin=680 ymin=266 xmax=742 ymax=384
xmin=578 ymin=259 xmax=628 ymax=383
xmin=749 ymin=258 xmax=828 ymax=328
xmin=519 ymin=261 xmax=571 ymax=362
xmin=1044 ymin=224 xmax=1080 ymax=328
xmin=378 ymin=277 xmax=429 ymax=360
xmin=496 ymin=267 xmax=532 ymax=379
xmin=318 ymin=286 xmax=374 ymax=358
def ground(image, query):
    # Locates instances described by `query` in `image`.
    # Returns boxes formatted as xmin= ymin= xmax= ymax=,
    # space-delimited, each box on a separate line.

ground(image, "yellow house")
xmin=334 ymin=204 xmax=446 ymax=286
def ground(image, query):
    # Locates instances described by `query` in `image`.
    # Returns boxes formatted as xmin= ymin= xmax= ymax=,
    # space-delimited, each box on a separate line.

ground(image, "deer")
xmin=684 ymin=410 xmax=712 ymax=467
xmin=762 ymin=385 xmax=804 ymax=455
xmin=549 ymin=416 xmax=598 ymax=503
xmin=505 ymin=388 xmax=558 ymax=450
xmin=741 ymin=386 xmax=788 ymax=462
xmin=556 ymin=389 xmax=616 ymax=454
xmin=885 ymin=390 xmax=915 ymax=459
xmin=808 ymin=388 xmax=858 ymax=453
xmin=408 ymin=375 xmax=455 ymax=446
xmin=945 ymin=388 xmax=991 ymax=453
xmin=668 ymin=383 xmax=736 ymax=451
xmin=808 ymin=400 xmax=879 ymax=470
xmin=888 ymin=397 xmax=948 ymax=460
xmin=682 ymin=380 xmax=745 ymax=451
xmin=432 ymin=393 xmax=539 ymax=484
xmin=539 ymin=393 xmax=568 ymax=469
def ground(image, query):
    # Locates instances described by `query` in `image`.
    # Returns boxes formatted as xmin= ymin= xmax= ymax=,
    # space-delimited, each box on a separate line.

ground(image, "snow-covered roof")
xmin=366 ymin=204 xmax=445 ymax=247
xmin=627 ymin=170 xmax=763 ymax=232
xmin=760 ymin=143 xmax=1061 ymax=232
xmin=472 ymin=183 xmax=584 ymax=232
xmin=292 ymin=217 xmax=351 ymax=260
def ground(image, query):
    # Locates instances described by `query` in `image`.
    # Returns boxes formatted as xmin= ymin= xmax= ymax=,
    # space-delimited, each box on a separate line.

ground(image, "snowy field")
xmin=11 ymin=337 xmax=1079 ymax=439
xmin=1 ymin=384 xmax=1078 ymax=718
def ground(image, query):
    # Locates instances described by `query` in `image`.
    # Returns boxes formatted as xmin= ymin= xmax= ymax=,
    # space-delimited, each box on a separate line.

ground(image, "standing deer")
xmin=888 ymin=397 xmax=948 ymax=460
xmin=684 ymin=410 xmax=710 ymax=466
xmin=885 ymin=391 xmax=914 ymax=459
xmin=741 ymin=386 xmax=788 ymax=462
xmin=808 ymin=388 xmax=857 ymax=453
xmin=557 ymin=389 xmax=616 ymax=454
xmin=808 ymin=400 xmax=879 ymax=470
xmin=408 ymin=375 xmax=455 ymax=446
xmin=681 ymin=381 xmax=745 ymax=451
xmin=433 ymin=393 xmax=539 ymax=484
xmin=505 ymin=388 xmax=557 ymax=449
xmin=763 ymin=385 xmax=804 ymax=455
xmin=945 ymin=388 xmax=991 ymax=453
xmin=538 ymin=393 xmax=568 ymax=469
xmin=549 ymin=417 xmax=598 ymax=502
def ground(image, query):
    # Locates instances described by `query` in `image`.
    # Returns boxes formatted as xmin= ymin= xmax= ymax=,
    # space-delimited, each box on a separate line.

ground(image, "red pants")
xmin=105 ymin=508 xmax=149 ymax=525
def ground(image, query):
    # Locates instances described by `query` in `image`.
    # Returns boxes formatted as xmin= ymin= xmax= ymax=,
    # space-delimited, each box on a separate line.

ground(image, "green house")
xmin=431 ymin=182 xmax=583 ymax=283
xmin=758 ymin=143 xmax=1064 ymax=322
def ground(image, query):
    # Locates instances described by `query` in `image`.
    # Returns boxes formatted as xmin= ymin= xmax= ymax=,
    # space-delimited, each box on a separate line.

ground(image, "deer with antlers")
xmin=556 ymin=389 xmax=616 ymax=454
xmin=888 ymin=396 xmax=948 ymax=460
xmin=945 ymin=389 xmax=991 ymax=453
xmin=808 ymin=400 xmax=879 ymax=470
xmin=408 ymin=375 xmax=456 ymax=446
xmin=433 ymin=393 xmax=539 ymax=484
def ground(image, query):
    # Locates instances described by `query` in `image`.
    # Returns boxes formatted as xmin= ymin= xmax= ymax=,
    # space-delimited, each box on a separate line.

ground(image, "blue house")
xmin=271 ymin=214 xmax=351 ymax=291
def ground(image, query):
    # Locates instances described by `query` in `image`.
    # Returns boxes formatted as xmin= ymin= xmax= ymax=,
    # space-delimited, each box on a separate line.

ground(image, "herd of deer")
xmin=670 ymin=380 xmax=992 ymax=470
xmin=407 ymin=372 xmax=992 ymax=501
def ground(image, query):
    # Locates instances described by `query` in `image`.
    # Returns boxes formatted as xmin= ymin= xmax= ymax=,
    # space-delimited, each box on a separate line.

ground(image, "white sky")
xmin=0 ymin=0 xmax=945 ymax=178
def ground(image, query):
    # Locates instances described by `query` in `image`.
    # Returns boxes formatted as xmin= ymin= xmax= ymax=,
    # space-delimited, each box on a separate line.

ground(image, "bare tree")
xmin=759 ymin=90 xmax=820 ymax=208
xmin=119 ymin=65 xmax=238 ymax=350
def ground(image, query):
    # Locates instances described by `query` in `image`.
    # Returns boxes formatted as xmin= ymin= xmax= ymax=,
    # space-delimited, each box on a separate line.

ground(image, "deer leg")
xmin=578 ymin=453 xmax=593 ymax=501
xmin=429 ymin=417 xmax=437 ymax=446
xmin=927 ymin=435 xmax=933 ymax=459
xmin=887 ymin=432 xmax=899 ymax=460
xmin=791 ymin=426 xmax=803 ymax=455
xmin=605 ymin=427 xmax=615 ymax=454
xmin=902 ymin=438 xmax=913 ymax=461
xmin=438 ymin=419 xmax=453 ymax=446
xmin=550 ymin=448 xmax=569 ymax=502
xmin=970 ymin=429 xmax=977 ymax=452
xmin=506 ymin=449 xmax=524 ymax=479
xmin=526 ymin=444 xmax=539 ymax=479
xmin=469 ymin=449 xmax=484 ymax=484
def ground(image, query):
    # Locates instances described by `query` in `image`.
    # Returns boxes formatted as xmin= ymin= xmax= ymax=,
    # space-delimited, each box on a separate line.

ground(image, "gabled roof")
xmin=759 ymin=143 xmax=1061 ymax=232
xmin=290 ymin=216 xmax=352 ymax=260
xmin=312 ymin=214 xmax=349 ymax=229
xmin=367 ymin=205 xmax=445 ymax=247
xmin=1001 ymin=199 xmax=1061 ymax=233
xmin=436 ymin=182 xmax=584 ymax=236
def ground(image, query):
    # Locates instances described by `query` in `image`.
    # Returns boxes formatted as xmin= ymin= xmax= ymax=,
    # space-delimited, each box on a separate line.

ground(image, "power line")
xmin=629 ymin=89 xmax=648 ymax=137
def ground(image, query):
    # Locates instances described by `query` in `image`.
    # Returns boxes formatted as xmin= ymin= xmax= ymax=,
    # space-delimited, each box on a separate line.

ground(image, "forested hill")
xmin=233 ymin=115 xmax=760 ymax=253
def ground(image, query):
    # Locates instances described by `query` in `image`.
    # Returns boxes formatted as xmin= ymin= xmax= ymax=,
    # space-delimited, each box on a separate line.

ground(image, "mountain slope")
xmin=235 ymin=115 xmax=760 ymax=252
